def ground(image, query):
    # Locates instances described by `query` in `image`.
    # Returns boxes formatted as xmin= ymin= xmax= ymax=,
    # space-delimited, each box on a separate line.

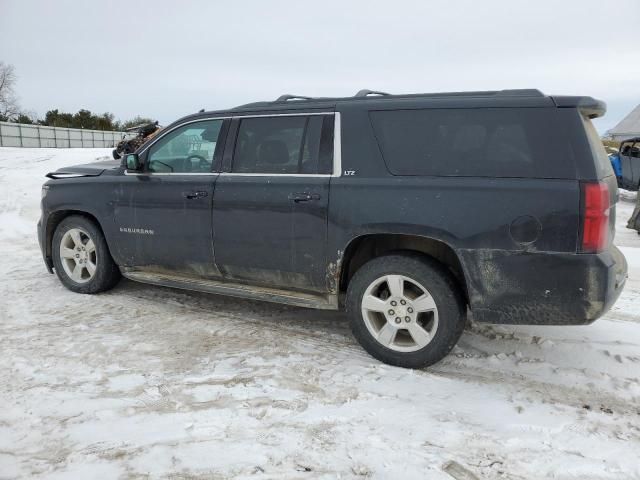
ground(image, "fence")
xmin=0 ymin=121 xmax=136 ymax=148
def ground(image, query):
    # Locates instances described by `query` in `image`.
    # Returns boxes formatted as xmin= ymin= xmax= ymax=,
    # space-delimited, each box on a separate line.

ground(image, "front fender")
xmin=40 ymin=180 xmax=117 ymax=269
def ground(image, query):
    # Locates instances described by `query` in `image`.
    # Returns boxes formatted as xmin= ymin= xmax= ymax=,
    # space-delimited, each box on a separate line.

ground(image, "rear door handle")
xmin=288 ymin=192 xmax=321 ymax=203
xmin=183 ymin=191 xmax=208 ymax=199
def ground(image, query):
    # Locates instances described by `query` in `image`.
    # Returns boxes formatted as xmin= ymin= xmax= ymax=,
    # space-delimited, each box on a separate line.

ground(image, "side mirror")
xmin=125 ymin=153 xmax=142 ymax=171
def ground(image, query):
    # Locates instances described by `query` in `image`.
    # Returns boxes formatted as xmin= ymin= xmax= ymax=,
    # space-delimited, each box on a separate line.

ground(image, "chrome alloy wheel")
xmin=59 ymin=228 xmax=97 ymax=284
xmin=361 ymin=274 xmax=439 ymax=352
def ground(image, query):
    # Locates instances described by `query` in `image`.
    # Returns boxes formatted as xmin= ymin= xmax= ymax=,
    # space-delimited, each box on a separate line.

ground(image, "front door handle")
xmin=288 ymin=192 xmax=321 ymax=203
xmin=183 ymin=191 xmax=208 ymax=199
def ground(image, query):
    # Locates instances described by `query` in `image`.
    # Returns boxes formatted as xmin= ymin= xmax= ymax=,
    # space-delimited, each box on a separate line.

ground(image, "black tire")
xmin=346 ymin=253 xmax=466 ymax=368
xmin=51 ymin=215 xmax=121 ymax=294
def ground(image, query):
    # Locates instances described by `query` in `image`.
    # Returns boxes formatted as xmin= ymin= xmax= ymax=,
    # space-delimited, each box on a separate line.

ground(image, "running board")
xmin=120 ymin=269 xmax=339 ymax=310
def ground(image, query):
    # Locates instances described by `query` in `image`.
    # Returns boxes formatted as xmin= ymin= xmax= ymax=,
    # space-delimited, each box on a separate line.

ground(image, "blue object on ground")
xmin=609 ymin=153 xmax=622 ymax=178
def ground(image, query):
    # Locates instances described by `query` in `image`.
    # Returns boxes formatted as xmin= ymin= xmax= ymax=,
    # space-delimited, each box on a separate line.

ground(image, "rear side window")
xmin=232 ymin=116 xmax=326 ymax=174
xmin=369 ymin=108 xmax=574 ymax=178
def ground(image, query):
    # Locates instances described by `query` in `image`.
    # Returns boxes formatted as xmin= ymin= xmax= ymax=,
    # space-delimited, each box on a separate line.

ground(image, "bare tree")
xmin=0 ymin=62 xmax=20 ymax=120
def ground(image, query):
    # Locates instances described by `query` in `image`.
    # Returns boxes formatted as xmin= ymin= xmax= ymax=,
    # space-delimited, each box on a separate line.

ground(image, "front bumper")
xmin=37 ymin=215 xmax=54 ymax=273
xmin=459 ymin=245 xmax=628 ymax=325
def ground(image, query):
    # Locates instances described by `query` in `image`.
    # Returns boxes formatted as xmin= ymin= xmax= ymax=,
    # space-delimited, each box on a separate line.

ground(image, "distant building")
xmin=607 ymin=104 xmax=640 ymax=141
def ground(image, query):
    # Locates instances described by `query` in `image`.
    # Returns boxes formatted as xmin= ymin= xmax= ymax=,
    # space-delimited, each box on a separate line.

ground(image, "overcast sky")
xmin=1 ymin=0 xmax=638 ymax=133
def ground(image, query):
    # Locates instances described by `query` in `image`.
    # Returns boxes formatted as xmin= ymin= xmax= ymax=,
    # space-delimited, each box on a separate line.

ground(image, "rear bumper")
xmin=460 ymin=246 xmax=628 ymax=325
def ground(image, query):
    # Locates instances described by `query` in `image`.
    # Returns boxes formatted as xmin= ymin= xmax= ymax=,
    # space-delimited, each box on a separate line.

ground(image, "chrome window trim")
xmin=234 ymin=112 xmax=333 ymax=119
xmin=333 ymin=112 xmax=341 ymax=178
xmin=124 ymin=171 xmax=219 ymax=176
xmin=132 ymin=111 xmax=342 ymax=178
xmin=219 ymin=173 xmax=332 ymax=178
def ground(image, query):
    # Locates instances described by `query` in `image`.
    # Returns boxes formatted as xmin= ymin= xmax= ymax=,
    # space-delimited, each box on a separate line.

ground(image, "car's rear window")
xmin=369 ymin=107 xmax=575 ymax=178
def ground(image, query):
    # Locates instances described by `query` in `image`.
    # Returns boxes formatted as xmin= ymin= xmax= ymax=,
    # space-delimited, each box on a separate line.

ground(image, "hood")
xmin=46 ymin=159 xmax=121 ymax=179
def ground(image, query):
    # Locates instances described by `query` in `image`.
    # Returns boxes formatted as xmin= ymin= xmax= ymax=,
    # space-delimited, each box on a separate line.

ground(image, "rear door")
xmin=112 ymin=118 xmax=228 ymax=278
xmin=212 ymin=113 xmax=335 ymax=292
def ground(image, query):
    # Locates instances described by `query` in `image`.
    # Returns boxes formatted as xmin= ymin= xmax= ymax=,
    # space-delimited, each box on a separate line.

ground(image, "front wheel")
xmin=51 ymin=216 xmax=121 ymax=294
xmin=346 ymin=253 xmax=466 ymax=368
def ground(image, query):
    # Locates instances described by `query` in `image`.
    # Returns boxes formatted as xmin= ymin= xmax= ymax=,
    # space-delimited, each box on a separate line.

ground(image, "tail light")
xmin=579 ymin=181 xmax=610 ymax=253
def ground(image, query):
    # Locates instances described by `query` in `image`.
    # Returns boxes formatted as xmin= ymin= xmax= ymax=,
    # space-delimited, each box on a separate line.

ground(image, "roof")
xmin=231 ymin=88 xmax=547 ymax=111
xmin=171 ymin=89 xmax=604 ymax=129
xmin=608 ymin=104 xmax=640 ymax=137
xmin=228 ymin=89 xmax=603 ymax=117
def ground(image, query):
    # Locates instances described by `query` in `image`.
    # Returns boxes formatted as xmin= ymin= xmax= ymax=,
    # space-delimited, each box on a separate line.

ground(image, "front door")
xmin=212 ymin=113 xmax=335 ymax=292
xmin=112 ymin=118 xmax=227 ymax=278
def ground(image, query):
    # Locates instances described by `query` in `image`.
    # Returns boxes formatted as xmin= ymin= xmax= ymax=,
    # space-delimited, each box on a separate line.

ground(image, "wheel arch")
xmin=45 ymin=209 xmax=109 ymax=265
xmin=338 ymin=233 xmax=469 ymax=306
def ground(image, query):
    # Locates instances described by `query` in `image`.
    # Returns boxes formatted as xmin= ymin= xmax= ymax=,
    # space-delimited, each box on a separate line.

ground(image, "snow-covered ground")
xmin=0 ymin=147 xmax=639 ymax=480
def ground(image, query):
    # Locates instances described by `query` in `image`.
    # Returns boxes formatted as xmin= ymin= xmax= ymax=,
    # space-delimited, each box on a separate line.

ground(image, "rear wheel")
xmin=52 ymin=216 xmax=121 ymax=294
xmin=346 ymin=253 xmax=466 ymax=368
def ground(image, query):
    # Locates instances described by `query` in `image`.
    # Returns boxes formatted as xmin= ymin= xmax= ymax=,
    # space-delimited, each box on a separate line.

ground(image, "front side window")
xmin=232 ymin=116 xmax=325 ymax=174
xmin=147 ymin=119 xmax=223 ymax=173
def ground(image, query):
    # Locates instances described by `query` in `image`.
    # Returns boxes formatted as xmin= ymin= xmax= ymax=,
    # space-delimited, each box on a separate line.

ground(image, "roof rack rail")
xmin=495 ymin=89 xmax=544 ymax=97
xmin=355 ymin=89 xmax=390 ymax=97
xmin=276 ymin=94 xmax=314 ymax=102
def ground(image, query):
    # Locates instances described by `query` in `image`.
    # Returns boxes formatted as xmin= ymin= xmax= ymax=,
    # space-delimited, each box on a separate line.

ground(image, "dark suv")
xmin=38 ymin=89 xmax=628 ymax=368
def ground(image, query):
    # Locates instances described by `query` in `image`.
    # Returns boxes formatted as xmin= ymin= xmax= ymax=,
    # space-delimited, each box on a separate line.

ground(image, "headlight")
xmin=41 ymin=185 xmax=49 ymax=199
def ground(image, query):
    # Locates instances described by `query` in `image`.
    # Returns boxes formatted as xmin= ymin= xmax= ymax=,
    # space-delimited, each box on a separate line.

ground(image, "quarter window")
xmin=147 ymin=119 xmax=223 ymax=173
xmin=370 ymin=108 xmax=573 ymax=178
xmin=232 ymin=116 xmax=325 ymax=174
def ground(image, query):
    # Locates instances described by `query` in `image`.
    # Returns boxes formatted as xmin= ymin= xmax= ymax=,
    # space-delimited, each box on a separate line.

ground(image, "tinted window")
xmin=232 ymin=116 xmax=324 ymax=174
xmin=318 ymin=115 xmax=335 ymax=174
xmin=370 ymin=108 xmax=573 ymax=178
xmin=148 ymin=119 xmax=222 ymax=173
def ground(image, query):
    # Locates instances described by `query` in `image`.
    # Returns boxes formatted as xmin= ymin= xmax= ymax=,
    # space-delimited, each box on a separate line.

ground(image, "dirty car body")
xmin=38 ymin=89 xmax=628 ymax=366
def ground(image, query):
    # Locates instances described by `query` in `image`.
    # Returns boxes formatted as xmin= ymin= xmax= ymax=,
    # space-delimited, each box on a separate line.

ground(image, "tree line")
xmin=14 ymin=109 xmax=156 ymax=131
xmin=0 ymin=61 xmax=155 ymax=131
